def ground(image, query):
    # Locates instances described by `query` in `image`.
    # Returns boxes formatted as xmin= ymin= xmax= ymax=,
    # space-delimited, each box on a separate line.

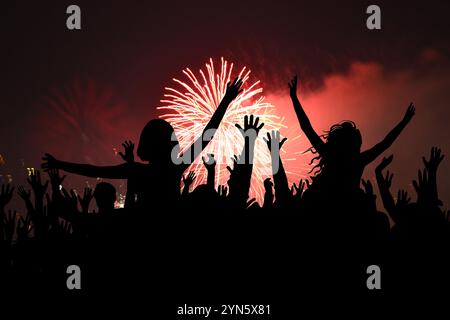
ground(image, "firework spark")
xmin=159 ymin=57 xmax=303 ymax=204
xmin=30 ymin=80 xmax=133 ymax=207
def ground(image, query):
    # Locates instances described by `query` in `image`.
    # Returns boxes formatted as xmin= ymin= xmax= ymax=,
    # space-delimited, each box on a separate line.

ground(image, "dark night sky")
xmin=2 ymin=0 xmax=450 ymax=208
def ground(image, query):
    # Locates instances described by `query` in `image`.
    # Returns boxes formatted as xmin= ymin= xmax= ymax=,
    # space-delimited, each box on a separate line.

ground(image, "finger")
xmin=422 ymin=156 xmax=428 ymax=166
xmin=253 ymin=116 xmax=259 ymax=128
xmin=412 ymin=180 xmax=419 ymax=193
xmin=244 ymin=115 xmax=248 ymax=128
xmin=361 ymin=179 xmax=367 ymax=188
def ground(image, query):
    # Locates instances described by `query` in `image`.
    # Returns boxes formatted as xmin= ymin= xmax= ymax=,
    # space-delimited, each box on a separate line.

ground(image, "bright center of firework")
xmin=158 ymin=57 xmax=293 ymax=204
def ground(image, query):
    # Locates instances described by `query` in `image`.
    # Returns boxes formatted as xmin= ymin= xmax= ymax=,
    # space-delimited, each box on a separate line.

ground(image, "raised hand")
xmin=0 ymin=184 xmax=15 ymax=210
xmin=288 ymin=76 xmax=298 ymax=98
xmin=41 ymin=153 xmax=60 ymax=171
xmin=27 ymin=170 xmax=49 ymax=200
xmin=412 ymin=169 xmax=427 ymax=198
xmin=375 ymin=155 xmax=394 ymax=189
xmin=53 ymin=219 xmax=73 ymax=239
xmin=77 ymin=187 xmax=93 ymax=214
xmin=182 ymin=171 xmax=196 ymax=195
xmin=217 ymin=185 xmax=228 ymax=199
xmin=362 ymin=179 xmax=377 ymax=210
xmin=17 ymin=215 xmax=33 ymax=241
xmin=17 ymin=185 xmax=34 ymax=215
xmin=119 ymin=140 xmax=135 ymax=163
xmin=235 ymin=115 xmax=265 ymax=137
xmin=202 ymin=153 xmax=216 ymax=171
xmin=264 ymin=178 xmax=274 ymax=191
xmin=226 ymin=154 xmax=240 ymax=173
xmin=412 ymin=168 xmax=441 ymax=206
xmin=224 ymin=77 xmax=243 ymax=101
xmin=3 ymin=210 xmax=17 ymax=244
xmin=381 ymin=170 xmax=394 ymax=189
xmin=396 ymin=189 xmax=411 ymax=208
xmin=61 ymin=188 xmax=79 ymax=213
xmin=375 ymin=155 xmax=394 ymax=173
xmin=402 ymin=103 xmax=416 ymax=123
xmin=263 ymin=130 xmax=287 ymax=152
xmin=17 ymin=186 xmax=31 ymax=201
xmin=291 ymin=179 xmax=306 ymax=202
xmin=48 ymin=169 xmax=66 ymax=190
xmin=422 ymin=147 xmax=444 ymax=174
xmin=362 ymin=179 xmax=375 ymax=195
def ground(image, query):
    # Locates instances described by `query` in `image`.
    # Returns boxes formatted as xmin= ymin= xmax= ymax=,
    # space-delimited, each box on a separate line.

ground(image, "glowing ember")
xmin=158 ymin=57 xmax=298 ymax=204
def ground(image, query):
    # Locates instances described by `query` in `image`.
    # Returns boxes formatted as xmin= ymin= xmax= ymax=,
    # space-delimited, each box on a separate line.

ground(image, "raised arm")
xmin=289 ymin=76 xmax=325 ymax=153
xmin=375 ymin=155 xmax=396 ymax=220
xmin=41 ymin=153 xmax=130 ymax=179
xmin=263 ymin=130 xmax=290 ymax=205
xmin=421 ymin=147 xmax=444 ymax=206
xmin=179 ymin=77 xmax=243 ymax=171
xmin=202 ymin=154 xmax=216 ymax=189
xmin=227 ymin=115 xmax=264 ymax=208
xmin=361 ymin=103 xmax=415 ymax=165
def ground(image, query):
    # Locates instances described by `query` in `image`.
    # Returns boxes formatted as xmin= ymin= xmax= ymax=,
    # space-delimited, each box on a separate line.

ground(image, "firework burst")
xmin=159 ymin=58 xmax=307 ymax=204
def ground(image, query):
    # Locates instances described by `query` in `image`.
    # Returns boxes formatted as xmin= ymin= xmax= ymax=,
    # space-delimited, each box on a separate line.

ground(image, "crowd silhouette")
xmin=1 ymin=76 xmax=449 ymax=300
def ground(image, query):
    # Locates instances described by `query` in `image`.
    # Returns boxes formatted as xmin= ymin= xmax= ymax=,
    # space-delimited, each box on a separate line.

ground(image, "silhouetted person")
xmin=41 ymin=78 xmax=244 ymax=211
xmin=93 ymin=182 xmax=116 ymax=214
xmin=288 ymin=75 xmax=415 ymax=194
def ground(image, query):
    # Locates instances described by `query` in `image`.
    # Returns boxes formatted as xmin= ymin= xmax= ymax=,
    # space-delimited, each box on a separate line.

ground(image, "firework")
xmin=31 ymin=80 xmax=132 ymax=207
xmin=159 ymin=57 xmax=303 ymax=204
xmin=36 ymin=79 xmax=131 ymax=165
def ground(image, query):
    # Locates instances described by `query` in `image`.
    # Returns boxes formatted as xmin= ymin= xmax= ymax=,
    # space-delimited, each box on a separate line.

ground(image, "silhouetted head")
xmin=326 ymin=121 xmax=362 ymax=156
xmin=137 ymin=119 xmax=179 ymax=164
xmin=94 ymin=182 xmax=116 ymax=212
xmin=309 ymin=121 xmax=362 ymax=176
